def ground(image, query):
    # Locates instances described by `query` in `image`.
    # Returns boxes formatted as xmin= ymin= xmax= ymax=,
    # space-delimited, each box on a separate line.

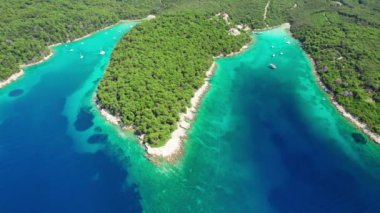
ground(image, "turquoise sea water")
xmin=0 ymin=23 xmax=141 ymax=212
xmin=0 ymin=23 xmax=380 ymax=212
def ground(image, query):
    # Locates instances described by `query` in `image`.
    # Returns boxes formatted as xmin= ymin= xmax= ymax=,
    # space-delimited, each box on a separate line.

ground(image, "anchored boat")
xmin=268 ymin=63 xmax=277 ymax=69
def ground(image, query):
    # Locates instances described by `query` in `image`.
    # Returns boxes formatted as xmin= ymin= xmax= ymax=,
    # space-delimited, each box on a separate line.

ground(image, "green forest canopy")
xmin=0 ymin=0 xmax=164 ymax=80
xmin=289 ymin=0 xmax=380 ymax=134
xmin=97 ymin=13 xmax=250 ymax=146
xmin=1 ymin=0 xmax=379 ymax=143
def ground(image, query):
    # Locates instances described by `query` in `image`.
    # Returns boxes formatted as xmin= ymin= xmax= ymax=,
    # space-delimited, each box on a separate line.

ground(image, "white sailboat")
xmin=268 ymin=63 xmax=277 ymax=69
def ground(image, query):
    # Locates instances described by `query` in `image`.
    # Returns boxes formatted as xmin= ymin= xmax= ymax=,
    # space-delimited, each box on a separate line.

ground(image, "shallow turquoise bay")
xmin=0 ymin=23 xmax=380 ymax=212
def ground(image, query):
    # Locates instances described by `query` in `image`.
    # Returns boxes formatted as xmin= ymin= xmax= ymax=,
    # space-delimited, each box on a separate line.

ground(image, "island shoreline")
xmin=0 ymin=43 xmax=59 ymax=89
xmin=259 ymin=22 xmax=380 ymax=144
xmin=144 ymin=39 xmax=253 ymax=163
xmin=0 ymin=15 xmax=155 ymax=89
xmin=281 ymin=24 xmax=380 ymax=144
xmin=95 ymin=37 xmax=253 ymax=164
xmin=147 ymin=21 xmax=380 ymax=163
xmin=307 ymin=55 xmax=380 ymax=144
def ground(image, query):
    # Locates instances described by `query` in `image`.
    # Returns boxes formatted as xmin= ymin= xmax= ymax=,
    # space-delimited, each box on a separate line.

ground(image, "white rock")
xmin=229 ymin=28 xmax=241 ymax=36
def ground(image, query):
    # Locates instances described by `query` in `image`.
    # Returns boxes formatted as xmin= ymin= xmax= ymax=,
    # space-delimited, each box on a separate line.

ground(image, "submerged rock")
xmin=74 ymin=107 xmax=94 ymax=131
xmin=87 ymin=133 xmax=108 ymax=144
xmin=8 ymin=89 xmax=24 ymax=97
xmin=94 ymin=126 xmax=102 ymax=132
xmin=351 ymin=133 xmax=367 ymax=144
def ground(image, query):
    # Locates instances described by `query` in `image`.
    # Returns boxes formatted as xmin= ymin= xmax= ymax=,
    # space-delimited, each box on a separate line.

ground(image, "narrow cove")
xmin=119 ymin=27 xmax=380 ymax=212
xmin=0 ymin=22 xmax=379 ymax=213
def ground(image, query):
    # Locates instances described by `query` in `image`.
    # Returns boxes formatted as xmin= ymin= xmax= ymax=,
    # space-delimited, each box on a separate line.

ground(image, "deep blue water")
xmin=210 ymin=29 xmax=380 ymax=212
xmin=134 ymin=28 xmax=380 ymax=212
xmin=0 ymin=23 xmax=141 ymax=213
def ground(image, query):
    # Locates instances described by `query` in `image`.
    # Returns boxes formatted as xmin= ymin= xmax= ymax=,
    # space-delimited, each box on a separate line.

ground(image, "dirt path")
xmin=263 ymin=0 xmax=270 ymax=26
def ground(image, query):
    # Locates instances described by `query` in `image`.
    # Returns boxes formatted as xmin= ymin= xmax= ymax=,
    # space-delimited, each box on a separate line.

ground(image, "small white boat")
xmin=271 ymin=45 xmax=275 ymax=48
xmin=286 ymin=41 xmax=291 ymax=44
xmin=272 ymin=54 xmax=276 ymax=57
xmin=268 ymin=63 xmax=277 ymax=69
xmin=80 ymin=54 xmax=84 ymax=59
xmin=99 ymin=50 xmax=106 ymax=55
xmin=69 ymin=48 xmax=74 ymax=52
xmin=280 ymin=52 xmax=284 ymax=55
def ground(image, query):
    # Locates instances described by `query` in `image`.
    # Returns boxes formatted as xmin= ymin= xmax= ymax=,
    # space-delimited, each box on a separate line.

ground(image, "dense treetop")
xmin=288 ymin=0 xmax=380 ymax=134
xmin=97 ymin=13 xmax=250 ymax=146
xmin=0 ymin=0 xmax=164 ymax=80
xmin=1 ymin=0 xmax=379 ymax=142
xmin=0 ymin=0 xmax=271 ymax=81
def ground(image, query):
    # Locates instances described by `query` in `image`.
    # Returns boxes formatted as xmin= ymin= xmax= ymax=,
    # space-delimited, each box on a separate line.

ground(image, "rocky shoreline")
xmin=96 ymin=37 xmax=252 ymax=165
xmin=0 ymin=15 xmax=155 ymax=90
xmin=0 ymin=44 xmax=58 ymax=89
xmin=262 ymin=22 xmax=380 ymax=144
xmin=144 ymin=22 xmax=380 ymax=164
xmin=144 ymin=40 xmax=252 ymax=163
xmin=308 ymin=55 xmax=380 ymax=144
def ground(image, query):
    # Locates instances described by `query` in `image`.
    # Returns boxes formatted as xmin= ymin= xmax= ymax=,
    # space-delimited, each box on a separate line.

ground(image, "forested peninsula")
xmin=1 ymin=0 xmax=378 ymax=151
xmin=173 ymin=0 xmax=380 ymax=136
xmin=0 ymin=0 xmax=164 ymax=81
xmin=97 ymin=13 xmax=250 ymax=146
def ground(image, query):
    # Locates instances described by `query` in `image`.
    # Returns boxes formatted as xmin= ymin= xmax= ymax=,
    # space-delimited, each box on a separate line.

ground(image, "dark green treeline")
xmin=0 ymin=0 xmax=164 ymax=80
xmin=2 ymin=0 xmax=379 ymax=139
xmin=97 ymin=13 xmax=250 ymax=146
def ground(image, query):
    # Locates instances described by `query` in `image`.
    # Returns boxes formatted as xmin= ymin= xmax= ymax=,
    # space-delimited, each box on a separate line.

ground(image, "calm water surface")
xmin=0 ymin=24 xmax=380 ymax=213
xmin=0 ymin=23 xmax=141 ymax=212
